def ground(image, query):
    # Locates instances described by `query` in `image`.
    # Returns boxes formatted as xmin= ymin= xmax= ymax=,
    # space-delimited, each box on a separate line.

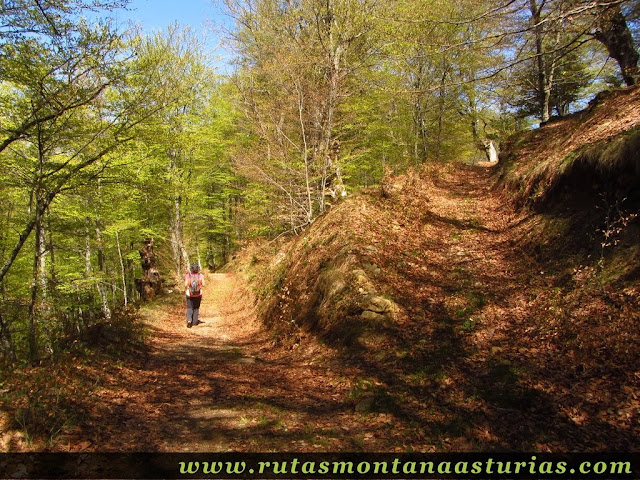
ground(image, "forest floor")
xmin=2 ymin=272 xmax=392 ymax=452
xmin=57 ymin=272 xmax=383 ymax=452
xmin=1 ymin=163 xmax=638 ymax=452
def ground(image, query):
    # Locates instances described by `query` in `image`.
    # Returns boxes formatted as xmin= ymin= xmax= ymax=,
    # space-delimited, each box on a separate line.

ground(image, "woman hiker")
xmin=185 ymin=263 xmax=205 ymax=328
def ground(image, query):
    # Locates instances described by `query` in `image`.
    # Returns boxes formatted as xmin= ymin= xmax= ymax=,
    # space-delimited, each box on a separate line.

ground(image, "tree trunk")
xmin=38 ymin=214 xmax=47 ymax=300
xmin=412 ymin=63 xmax=429 ymax=164
xmin=85 ymin=220 xmax=92 ymax=276
xmin=413 ymin=98 xmax=428 ymax=164
xmin=195 ymin=234 xmax=202 ymax=270
xmin=530 ymin=0 xmax=551 ymax=123
xmin=46 ymin=209 xmax=56 ymax=291
xmin=484 ymin=140 xmax=500 ymax=164
xmin=0 ymin=311 xmax=16 ymax=362
xmin=169 ymin=195 xmax=181 ymax=275
xmin=116 ymin=230 xmax=128 ymax=307
xmin=136 ymin=238 xmax=162 ymax=301
xmin=435 ymin=65 xmax=449 ymax=162
xmin=319 ymin=1 xmax=346 ymax=213
xmin=27 ymin=201 xmax=46 ymax=363
xmin=94 ymin=221 xmax=111 ymax=321
xmin=127 ymin=241 xmax=137 ymax=302
xmin=468 ymin=97 xmax=481 ymax=150
xmin=83 ymin=219 xmax=96 ymax=326
xmin=594 ymin=5 xmax=639 ymax=86
xmin=167 ymin=146 xmax=190 ymax=276
xmin=295 ymin=81 xmax=314 ymax=224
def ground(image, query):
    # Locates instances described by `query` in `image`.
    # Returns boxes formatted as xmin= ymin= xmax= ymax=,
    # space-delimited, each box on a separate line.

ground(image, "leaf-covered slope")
xmin=234 ymin=161 xmax=640 ymax=451
xmin=498 ymin=85 xmax=640 ymax=208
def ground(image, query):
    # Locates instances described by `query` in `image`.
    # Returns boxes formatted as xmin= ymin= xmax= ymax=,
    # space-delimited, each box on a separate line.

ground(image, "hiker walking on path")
xmin=185 ymin=264 xmax=205 ymax=328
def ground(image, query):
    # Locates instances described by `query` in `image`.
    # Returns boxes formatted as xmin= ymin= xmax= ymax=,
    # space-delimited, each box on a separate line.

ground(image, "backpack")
xmin=189 ymin=274 xmax=201 ymax=296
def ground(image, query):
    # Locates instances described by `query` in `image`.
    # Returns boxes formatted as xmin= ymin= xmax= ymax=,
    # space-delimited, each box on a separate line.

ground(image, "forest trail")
xmin=66 ymin=165 xmax=524 ymax=453
xmin=67 ymin=273 xmax=369 ymax=451
xmin=5 ymin=163 xmax=636 ymax=452
xmin=88 ymin=164 xmax=524 ymax=452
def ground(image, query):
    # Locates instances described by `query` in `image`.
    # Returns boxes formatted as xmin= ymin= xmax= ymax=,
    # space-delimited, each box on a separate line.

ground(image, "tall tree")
xmin=227 ymin=0 xmax=377 ymax=231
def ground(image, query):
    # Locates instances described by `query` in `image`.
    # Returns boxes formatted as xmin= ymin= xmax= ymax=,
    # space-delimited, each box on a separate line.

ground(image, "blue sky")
xmin=105 ymin=0 xmax=235 ymax=71
xmin=109 ymin=0 xmax=230 ymax=32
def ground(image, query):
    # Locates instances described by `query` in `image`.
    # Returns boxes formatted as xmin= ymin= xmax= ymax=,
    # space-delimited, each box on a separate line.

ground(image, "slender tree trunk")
xmin=116 ymin=230 xmax=128 ymax=307
xmin=413 ymin=98 xmax=427 ymax=164
xmin=181 ymin=212 xmax=190 ymax=269
xmin=46 ymin=210 xmax=56 ymax=290
xmin=545 ymin=45 xmax=559 ymax=119
xmin=168 ymin=149 xmax=189 ymax=276
xmin=37 ymin=206 xmax=52 ymax=358
xmin=94 ymin=222 xmax=111 ymax=320
xmin=435 ymin=65 xmax=449 ymax=162
xmin=37 ymin=210 xmax=47 ymax=302
xmin=195 ymin=234 xmax=202 ymax=270
xmin=295 ymin=81 xmax=314 ymax=224
xmin=323 ymin=47 xmax=347 ymax=202
xmin=412 ymin=64 xmax=428 ymax=164
xmin=27 ymin=125 xmax=48 ymax=363
xmin=530 ymin=0 xmax=550 ymax=123
xmin=127 ymin=241 xmax=137 ymax=302
xmin=93 ymin=180 xmax=110 ymax=319
xmin=83 ymin=218 xmax=95 ymax=326
xmin=169 ymin=194 xmax=187 ymax=275
xmin=222 ymin=197 xmax=231 ymax=263
xmin=319 ymin=0 xmax=346 ymax=213
xmin=226 ymin=197 xmax=233 ymax=258
xmin=85 ymin=220 xmax=92 ymax=276
xmin=27 ymin=201 xmax=45 ymax=363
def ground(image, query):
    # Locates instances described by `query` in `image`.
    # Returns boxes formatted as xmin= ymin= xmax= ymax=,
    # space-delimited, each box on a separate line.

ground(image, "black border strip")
xmin=1 ymin=452 xmax=638 ymax=479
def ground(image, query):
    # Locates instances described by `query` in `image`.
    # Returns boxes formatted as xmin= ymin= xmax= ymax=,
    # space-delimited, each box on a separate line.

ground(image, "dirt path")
xmin=76 ymin=273 xmax=383 ymax=451
xmin=85 ymin=167 xmax=520 ymax=452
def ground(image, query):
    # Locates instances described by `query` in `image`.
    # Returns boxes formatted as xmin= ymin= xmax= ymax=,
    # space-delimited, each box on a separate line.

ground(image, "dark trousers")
xmin=186 ymin=295 xmax=202 ymax=325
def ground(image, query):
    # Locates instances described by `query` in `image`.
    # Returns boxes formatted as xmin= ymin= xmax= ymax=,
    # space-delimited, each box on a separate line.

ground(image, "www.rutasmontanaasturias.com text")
xmin=178 ymin=456 xmax=633 ymax=477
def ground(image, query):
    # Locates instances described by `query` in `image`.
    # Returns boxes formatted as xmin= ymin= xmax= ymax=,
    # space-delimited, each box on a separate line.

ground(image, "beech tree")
xmin=226 ymin=0 xmax=378 ymax=231
xmin=506 ymin=0 xmax=639 ymax=119
xmin=0 ymin=14 xmax=139 ymax=360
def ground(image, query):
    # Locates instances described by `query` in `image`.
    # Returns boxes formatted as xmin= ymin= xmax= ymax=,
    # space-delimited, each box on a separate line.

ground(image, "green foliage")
xmin=0 ymin=8 xmax=242 ymax=364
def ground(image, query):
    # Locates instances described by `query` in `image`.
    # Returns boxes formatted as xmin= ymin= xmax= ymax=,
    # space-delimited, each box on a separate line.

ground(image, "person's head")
xmin=190 ymin=263 xmax=200 ymax=274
